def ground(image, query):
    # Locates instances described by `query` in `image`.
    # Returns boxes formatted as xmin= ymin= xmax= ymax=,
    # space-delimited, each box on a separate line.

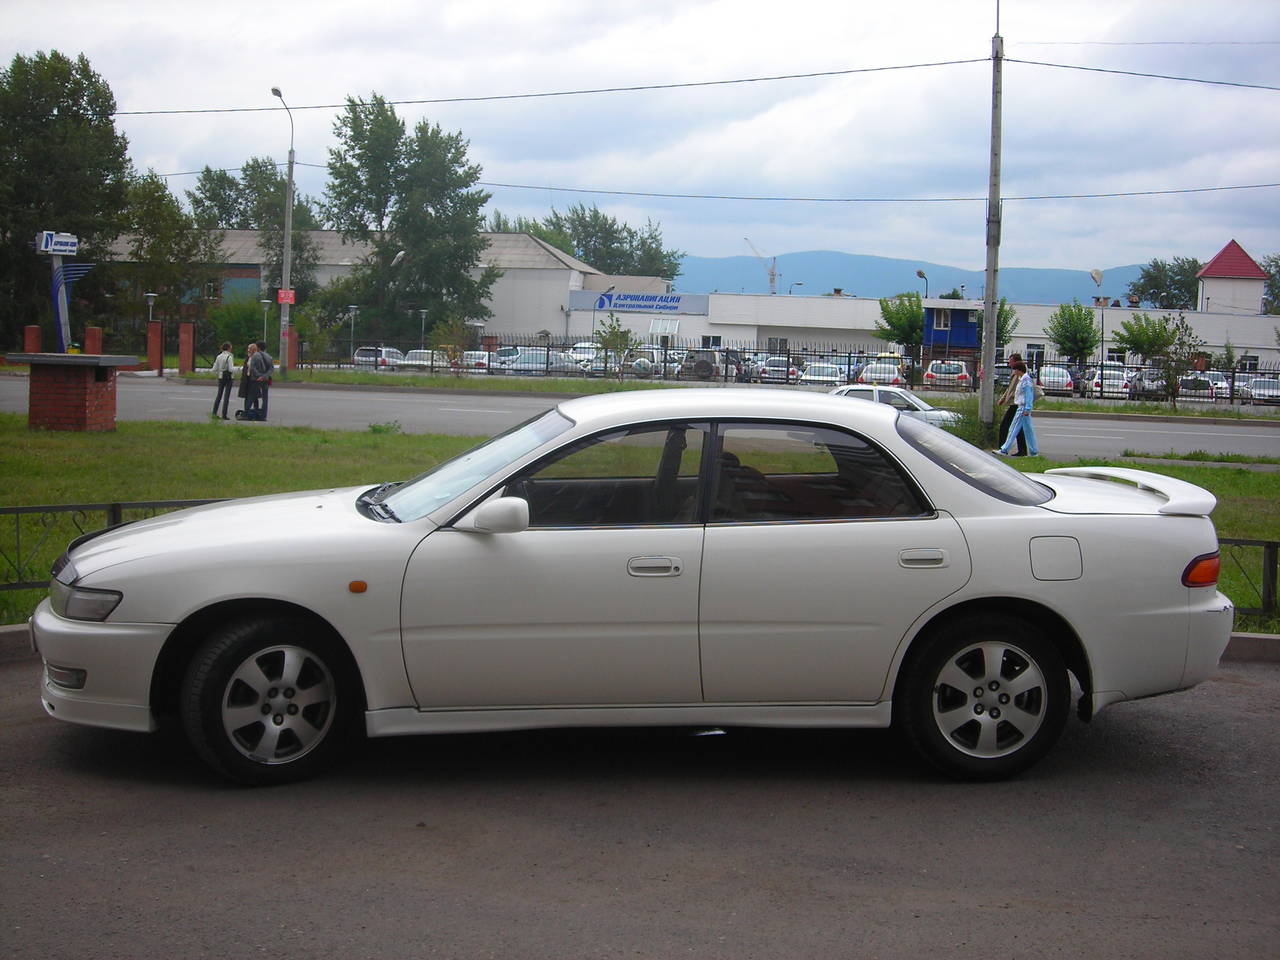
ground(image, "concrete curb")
xmin=3 ymin=620 xmax=1276 ymax=665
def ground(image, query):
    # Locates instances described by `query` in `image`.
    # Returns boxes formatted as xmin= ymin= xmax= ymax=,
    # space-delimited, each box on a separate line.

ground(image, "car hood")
xmin=67 ymin=486 xmax=389 ymax=577
xmin=1036 ymin=467 xmax=1216 ymax=517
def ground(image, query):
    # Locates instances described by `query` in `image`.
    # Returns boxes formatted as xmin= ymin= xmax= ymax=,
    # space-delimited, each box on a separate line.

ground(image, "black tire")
xmin=693 ymin=359 xmax=713 ymax=380
xmin=180 ymin=616 xmax=359 ymax=785
xmin=898 ymin=613 xmax=1069 ymax=781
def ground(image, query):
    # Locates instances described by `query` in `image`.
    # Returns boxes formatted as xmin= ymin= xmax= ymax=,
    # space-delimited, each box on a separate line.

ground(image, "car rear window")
xmin=896 ymin=416 xmax=1052 ymax=506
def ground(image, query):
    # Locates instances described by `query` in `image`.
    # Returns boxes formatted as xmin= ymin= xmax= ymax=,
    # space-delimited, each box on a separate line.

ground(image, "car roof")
xmin=557 ymin=387 xmax=901 ymax=433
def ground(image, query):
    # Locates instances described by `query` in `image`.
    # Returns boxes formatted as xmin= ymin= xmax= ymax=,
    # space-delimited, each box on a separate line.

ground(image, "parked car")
xmin=800 ymin=363 xmax=848 ymax=387
xmin=1084 ymin=368 xmax=1130 ymax=399
xmin=493 ymin=346 xmax=583 ymax=376
xmin=857 ymin=362 xmax=906 ymax=385
xmin=923 ymin=360 xmax=972 ymax=391
xmin=459 ymin=351 xmax=492 ymax=372
xmin=1177 ymin=374 xmax=1215 ymax=403
xmin=1036 ymin=364 xmax=1076 ymax=397
xmin=33 ymin=389 xmax=1232 ymax=785
xmin=829 ymin=383 xmax=961 ymax=426
xmin=1245 ymin=377 xmax=1280 ymax=405
xmin=1128 ymin=367 xmax=1169 ymax=401
xmin=403 ymin=349 xmax=454 ymax=371
xmin=680 ymin=349 xmax=734 ymax=381
xmin=566 ymin=342 xmax=599 ymax=365
xmin=352 ymin=346 xmax=405 ymax=370
xmin=757 ymin=356 xmax=800 ymax=384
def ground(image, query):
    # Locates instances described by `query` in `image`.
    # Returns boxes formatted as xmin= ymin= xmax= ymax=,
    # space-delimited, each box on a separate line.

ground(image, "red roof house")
xmin=1197 ymin=240 xmax=1267 ymax=314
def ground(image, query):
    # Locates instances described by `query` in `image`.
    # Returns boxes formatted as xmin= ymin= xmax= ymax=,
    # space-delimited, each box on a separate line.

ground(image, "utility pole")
xmin=978 ymin=18 xmax=1004 ymax=426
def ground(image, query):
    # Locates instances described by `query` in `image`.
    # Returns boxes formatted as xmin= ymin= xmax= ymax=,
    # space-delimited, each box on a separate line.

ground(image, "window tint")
xmin=711 ymin=423 xmax=928 ymax=522
xmin=896 ymin=415 xmax=1051 ymax=505
xmin=508 ymin=423 xmax=708 ymax=527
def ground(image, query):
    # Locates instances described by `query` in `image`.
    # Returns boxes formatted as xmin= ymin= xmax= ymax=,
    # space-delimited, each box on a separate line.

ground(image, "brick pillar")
xmin=28 ymin=364 xmax=119 ymax=431
xmin=178 ymin=321 xmax=195 ymax=374
xmin=147 ymin=320 xmax=163 ymax=373
xmin=83 ymin=327 xmax=103 ymax=355
xmin=24 ymin=325 xmax=42 ymax=352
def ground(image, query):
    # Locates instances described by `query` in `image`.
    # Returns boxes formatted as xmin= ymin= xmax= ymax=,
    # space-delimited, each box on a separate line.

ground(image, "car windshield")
xmin=896 ymin=416 xmax=1052 ymax=506
xmin=379 ymin=410 xmax=573 ymax=522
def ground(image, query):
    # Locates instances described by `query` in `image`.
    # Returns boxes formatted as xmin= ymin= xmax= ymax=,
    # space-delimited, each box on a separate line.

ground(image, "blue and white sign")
xmin=570 ymin=290 xmax=708 ymax=315
xmin=37 ymin=231 xmax=79 ymax=256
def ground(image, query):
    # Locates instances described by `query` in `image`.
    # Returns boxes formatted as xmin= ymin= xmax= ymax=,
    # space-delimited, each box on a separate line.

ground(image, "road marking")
xmin=440 ymin=406 xmax=516 ymax=414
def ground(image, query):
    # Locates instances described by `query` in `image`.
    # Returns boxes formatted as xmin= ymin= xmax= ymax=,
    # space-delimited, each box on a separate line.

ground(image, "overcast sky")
xmin=5 ymin=0 xmax=1278 ymax=276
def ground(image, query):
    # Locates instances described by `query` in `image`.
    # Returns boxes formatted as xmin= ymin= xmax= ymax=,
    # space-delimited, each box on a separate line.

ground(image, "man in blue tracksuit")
xmin=996 ymin=358 xmax=1039 ymax=457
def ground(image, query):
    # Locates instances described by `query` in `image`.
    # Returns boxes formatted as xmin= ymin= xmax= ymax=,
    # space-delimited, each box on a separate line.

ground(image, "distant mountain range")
xmin=673 ymin=250 xmax=1144 ymax=306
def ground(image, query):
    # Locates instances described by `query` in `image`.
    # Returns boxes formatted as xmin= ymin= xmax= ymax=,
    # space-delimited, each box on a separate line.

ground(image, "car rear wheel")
xmin=181 ymin=616 xmax=358 ymax=785
xmin=899 ymin=613 xmax=1069 ymax=780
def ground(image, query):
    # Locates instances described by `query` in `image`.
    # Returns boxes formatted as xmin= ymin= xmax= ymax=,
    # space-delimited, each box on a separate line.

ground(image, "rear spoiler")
xmin=1045 ymin=467 xmax=1216 ymax=516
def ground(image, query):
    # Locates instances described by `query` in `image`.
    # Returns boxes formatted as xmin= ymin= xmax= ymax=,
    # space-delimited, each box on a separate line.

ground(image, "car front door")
xmin=697 ymin=421 xmax=971 ymax=703
xmin=400 ymin=422 xmax=710 ymax=707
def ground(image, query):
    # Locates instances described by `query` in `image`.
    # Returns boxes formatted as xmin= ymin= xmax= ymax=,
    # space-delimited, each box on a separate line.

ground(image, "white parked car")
xmin=32 ymin=390 xmax=1232 ymax=785
xmin=857 ymin=361 xmax=906 ymax=385
xmin=352 ymin=346 xmax=404 ymax=370
xmin=829 ymin=383 xmax=962 ymax=427
xmin=799 ymin=363 xmax=847 ymax=387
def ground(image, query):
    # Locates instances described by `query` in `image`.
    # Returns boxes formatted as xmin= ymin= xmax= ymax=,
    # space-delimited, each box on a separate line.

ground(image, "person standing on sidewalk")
xmin=997 ymin=352 xmax=1028 ymax=457
xmin=249 ymin=340 xmax=274 ymax=420
xmin=996 ymin=358 xmax=1039 ymax=457
xmin=210 ymin=342 xmax=236 ymax=420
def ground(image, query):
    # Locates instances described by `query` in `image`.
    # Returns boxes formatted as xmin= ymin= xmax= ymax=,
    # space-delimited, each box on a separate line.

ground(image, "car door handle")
xmin=899 ymin=548 xmax=948 ymax=568
xmin=628 ymin=556 xmax=683 ymax=577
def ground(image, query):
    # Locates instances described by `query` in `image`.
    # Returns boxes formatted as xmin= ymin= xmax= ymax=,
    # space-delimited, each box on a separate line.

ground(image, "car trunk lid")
xmin=1037 ymin=467 xmax=1216 ymax=517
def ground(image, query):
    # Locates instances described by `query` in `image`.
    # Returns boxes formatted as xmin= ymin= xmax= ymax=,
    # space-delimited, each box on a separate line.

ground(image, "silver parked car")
xmin=829 ymin=383 xmax=961 ymax=427
xmin=1036 ymin=364 xmax=1076 ymax=397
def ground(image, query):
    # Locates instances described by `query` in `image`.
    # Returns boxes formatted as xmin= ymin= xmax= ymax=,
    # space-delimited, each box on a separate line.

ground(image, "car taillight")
xmin=1182 ymin=552 xmax=1220 ymax=587
xmin=924 ymin=372 xmax=936 ymax=379
xmin=958 ymin=373 xmax=969 ymax=381
xmin=858 ymin=374 xmax=866 ymax=383
xmin=378 ymin=357 xmax=386 ymax=366
xmin=891 ymin=376 xmax=901 ymax=384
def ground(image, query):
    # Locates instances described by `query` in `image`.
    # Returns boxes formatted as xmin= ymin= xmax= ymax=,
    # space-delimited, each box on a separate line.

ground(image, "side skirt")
xmin=366 ymin=702 xmax=893 ymax=738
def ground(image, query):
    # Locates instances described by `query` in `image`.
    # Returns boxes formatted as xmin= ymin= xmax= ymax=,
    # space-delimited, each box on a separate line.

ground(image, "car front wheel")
xmin=180 ymin=616 xmax=358 ymax=785
xmin=899 ymin=613 xmax=1069 ymax=780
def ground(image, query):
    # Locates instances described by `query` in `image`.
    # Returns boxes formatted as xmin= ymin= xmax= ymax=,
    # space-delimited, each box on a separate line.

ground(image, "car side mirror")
xmin=458 ymin=496 xmax=529 ymax=534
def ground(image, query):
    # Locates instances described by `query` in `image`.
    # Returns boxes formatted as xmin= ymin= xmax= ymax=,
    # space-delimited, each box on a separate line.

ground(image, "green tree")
xmin=874 ymin=291 xmax=924 ymax=355
xmin=541 ymin=204 xmax=683 ymax=279
xmin=1126 ymin=256 xmax=1202 ymax=310
xmin=121 ymin=171 xmax=224 ymax=322
xmin=1044 ymin=300 xmax=1100 ymax=366
xmin=324 ymin=94 xmax=498 ymax=339
xmin=975 ymin=297 xmax=1019 ymax=350
xmin=486 ymin=210 xmax=575 ymax=258
xmin=429 ymin=314 xmax=474 ymax=376
xmin=593 ymin=312 xmax=640 ymax=380
xmin=187 ymin=157 xmax=321 ymax=304
xmin=1260 ymin=252 xmax=1280 ymax=314
xmin=1159 ymin=314 xmax=1206 ymax=410
xmin=0 ymin=50 xmax=131 ymax=346
xmin=1111 ymin=312 xmax=1176 ymax=363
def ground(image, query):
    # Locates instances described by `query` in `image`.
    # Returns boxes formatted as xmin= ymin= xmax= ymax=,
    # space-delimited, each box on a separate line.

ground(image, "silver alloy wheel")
xmin=930 ymin=640 xmax=1047 ymax=759
xmin=220 ymin=644 xmax=336 ymax=765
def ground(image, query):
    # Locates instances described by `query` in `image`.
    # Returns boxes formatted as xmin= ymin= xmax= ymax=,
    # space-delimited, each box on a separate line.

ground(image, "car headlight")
xmin=49 ymin=560 xmax=122 ymax=621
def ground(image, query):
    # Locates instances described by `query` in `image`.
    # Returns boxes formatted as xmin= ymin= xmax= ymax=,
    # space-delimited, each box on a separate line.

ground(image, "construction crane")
xmin=744 ymin=238 xmax=778 ymax=295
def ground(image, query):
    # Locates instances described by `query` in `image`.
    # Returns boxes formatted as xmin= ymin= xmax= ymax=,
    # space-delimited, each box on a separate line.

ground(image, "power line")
xmin=1014 ymin=40 xmax=1280 ymax=47
xmin=159 ymin=163 xmax=1280 ymax=205
xmin=1008 ymin=58 xmax=1280 ymax=91
xmin=114 ymin=59 xmax=987 ymax=117
xmin=474 ymin=180 xmax=1280 ymax=203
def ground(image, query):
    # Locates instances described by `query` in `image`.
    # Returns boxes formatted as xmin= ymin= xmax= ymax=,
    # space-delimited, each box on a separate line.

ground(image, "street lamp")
xmin=271 ymin=86 xmax=295 ymax=378
xmin=591 ymin=284 xmax=616 ymax=338
xmin=788 ymin=282 xmax=804 ymax=295
xmin=348 ymin=304 xmax=359 ymax=363
xmin=419 ymin=308 xmax=428 ymax=350
xmin=1090 ymin=269 xmax=1105 ymax=368
xmin=259 ymin=298 xmax=271 ymax=340
xmin=916 ymin=269 xmax=928 ymax=299
xmin=144 ymin=292 xmax=157 ymax=324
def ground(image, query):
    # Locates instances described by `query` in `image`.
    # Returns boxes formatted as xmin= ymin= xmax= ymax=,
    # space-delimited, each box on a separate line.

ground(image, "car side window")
xmin=881 ymin=393 xmax=914 ymax=411
xmin=506 ymin=423 xmax=708 ymax=527
xmin=711 ymin=422 xmax=928 ymax=522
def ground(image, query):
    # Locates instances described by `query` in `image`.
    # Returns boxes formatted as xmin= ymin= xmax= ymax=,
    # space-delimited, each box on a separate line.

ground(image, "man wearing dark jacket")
xmin=248 ymin=341 xmax=274 ymax=420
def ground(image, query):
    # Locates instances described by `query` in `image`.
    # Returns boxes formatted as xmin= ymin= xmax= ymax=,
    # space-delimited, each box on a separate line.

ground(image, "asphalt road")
xmin=1 ymin=374 xmax=1278 ymax=459
xmin=1 ymin=652 xmax=1277 ymax=958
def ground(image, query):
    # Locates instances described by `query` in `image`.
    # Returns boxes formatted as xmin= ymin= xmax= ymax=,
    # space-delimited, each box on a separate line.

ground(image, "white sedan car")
xmin=32 ymin=390 xmax=1232 ymax=785
xmin=828 ymin=383 xmax=961 ymax=427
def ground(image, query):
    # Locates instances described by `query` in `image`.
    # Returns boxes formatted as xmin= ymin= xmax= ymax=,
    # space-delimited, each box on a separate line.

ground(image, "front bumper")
xmin=31 ymin=599 xmax=173 ymax=733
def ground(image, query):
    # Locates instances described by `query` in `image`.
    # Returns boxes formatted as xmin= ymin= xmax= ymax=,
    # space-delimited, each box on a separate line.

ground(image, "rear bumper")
xmin=1183 ymin=590 xmax=1235 ymax=687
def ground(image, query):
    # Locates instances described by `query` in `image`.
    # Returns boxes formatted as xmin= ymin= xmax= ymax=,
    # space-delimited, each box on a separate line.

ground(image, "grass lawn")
xmin=2 ymin=412 xmax=1276 ymax=632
